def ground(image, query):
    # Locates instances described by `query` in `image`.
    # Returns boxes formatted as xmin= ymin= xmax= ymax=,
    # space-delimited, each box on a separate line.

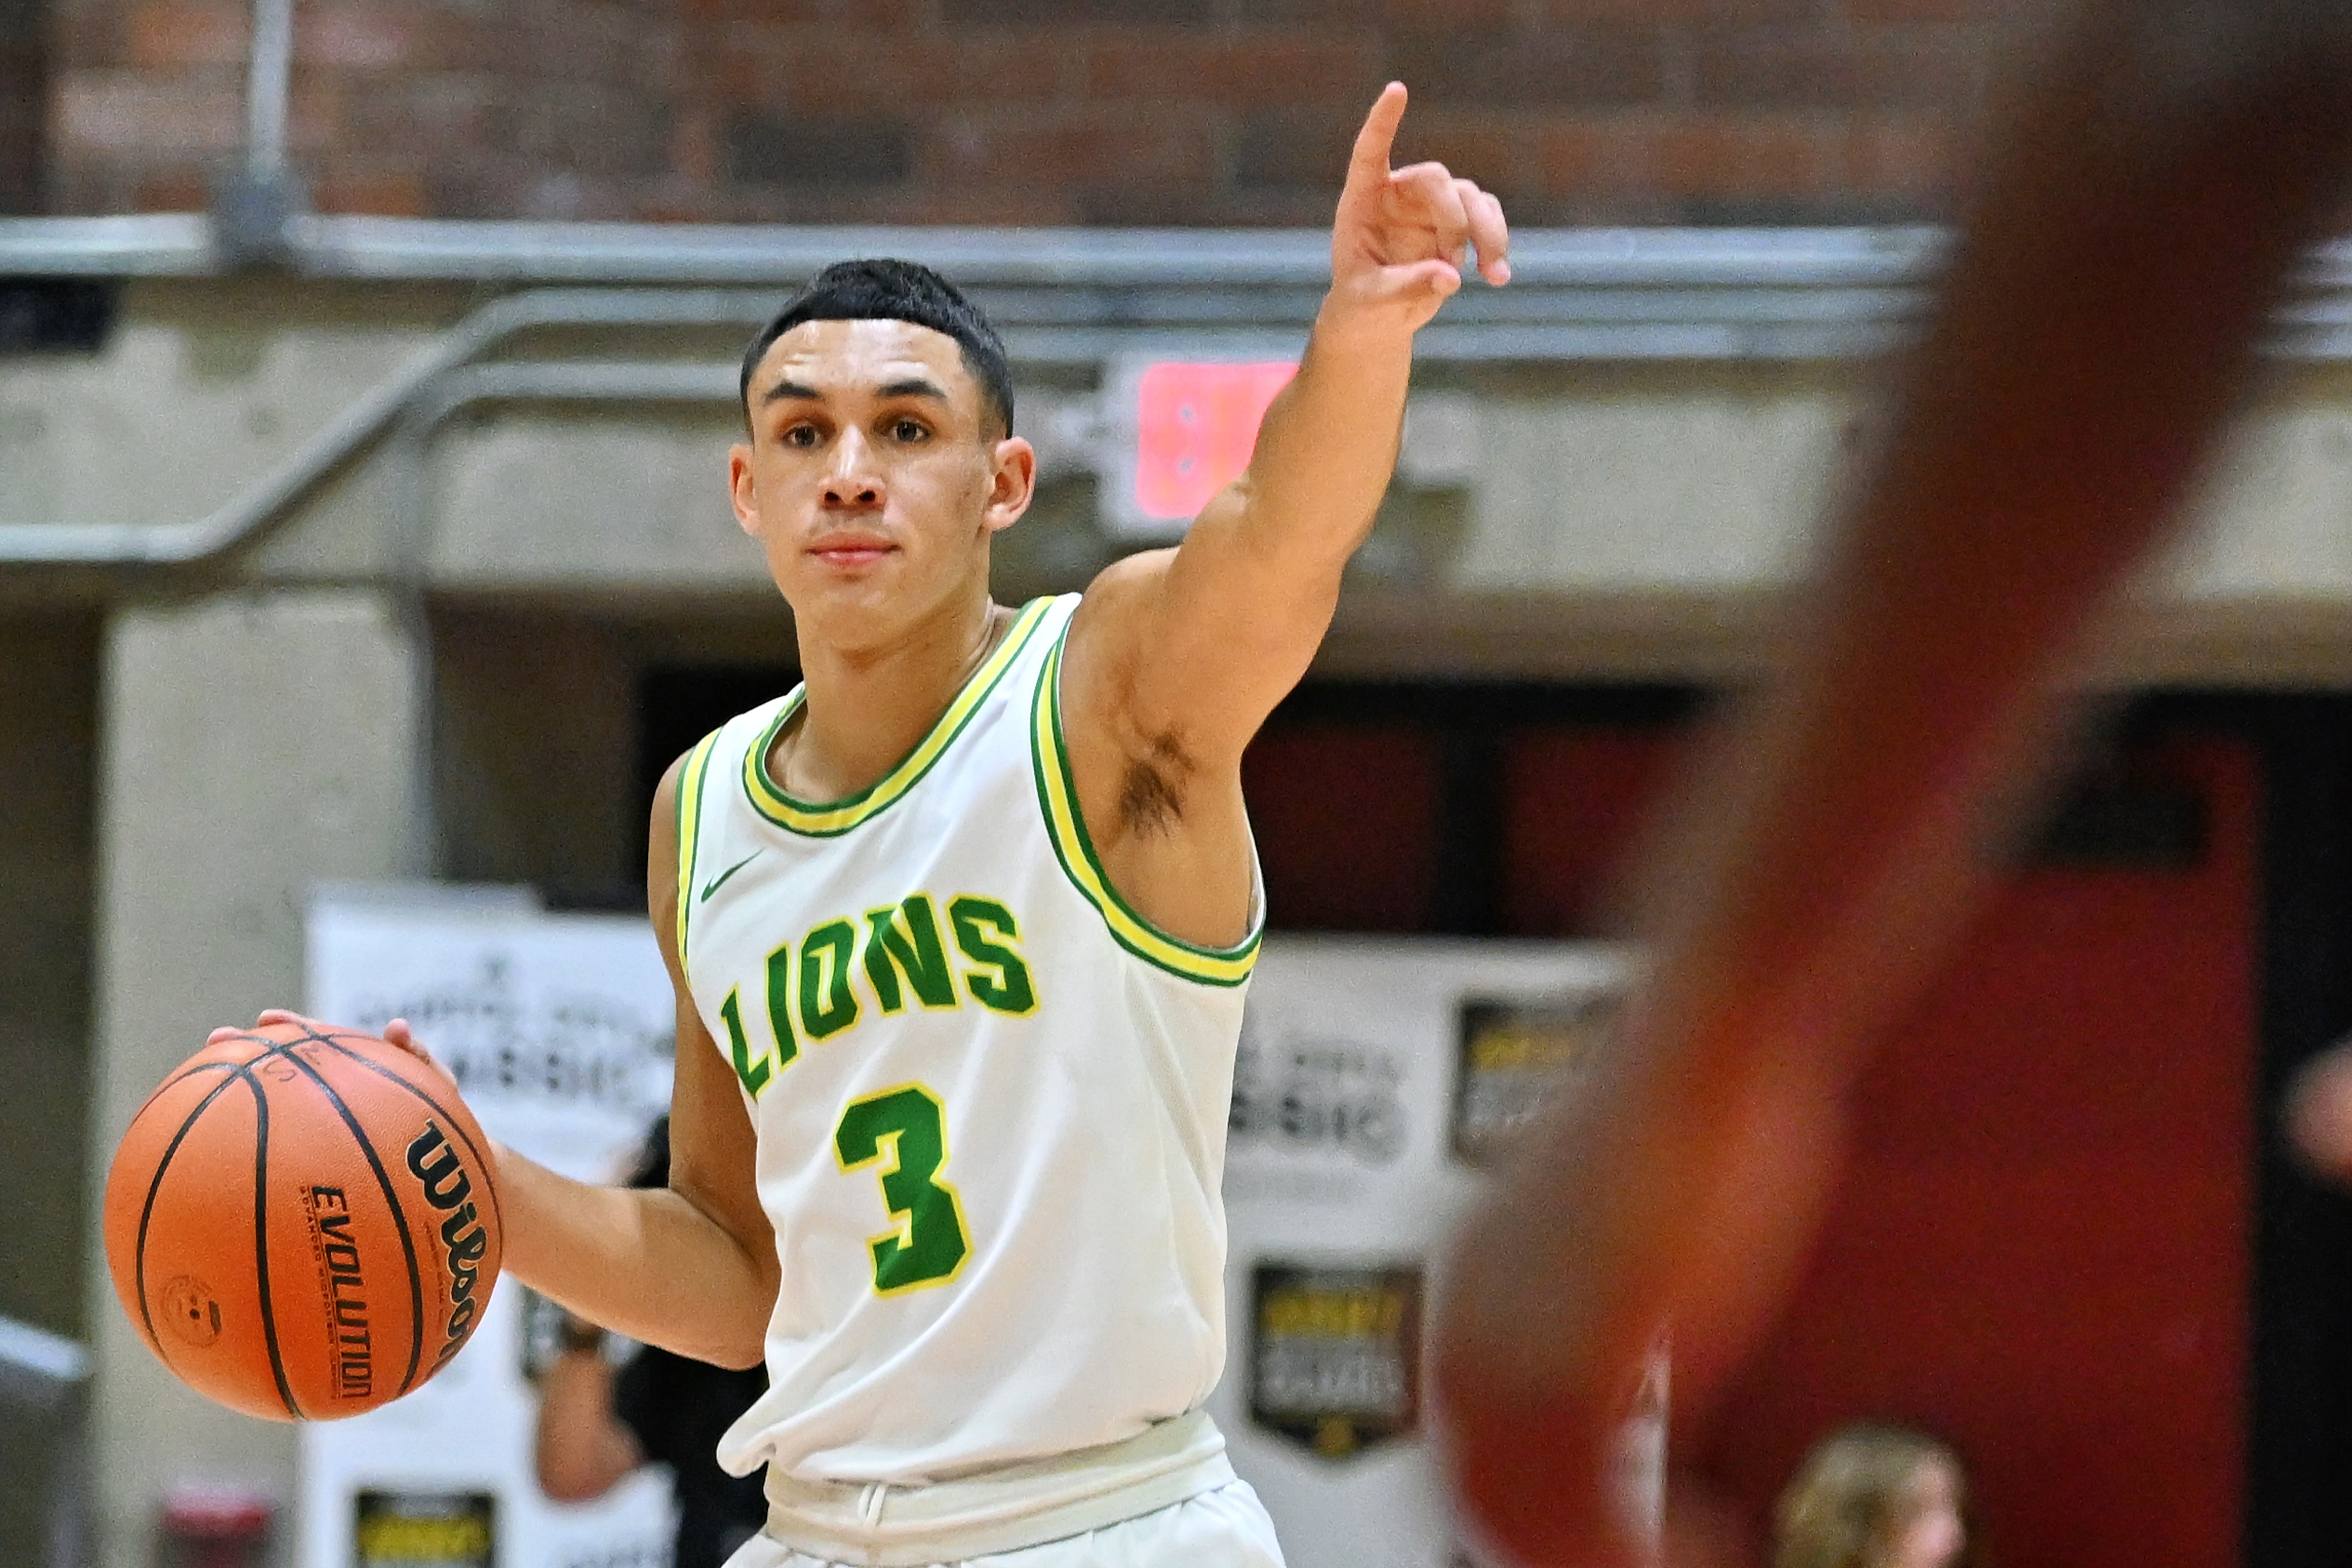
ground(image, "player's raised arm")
xmin=1429 ymin=1 xmax=2352 ymax=1563
xmin=1052 ymin=85 xmax=1504 ymax=953
xmin=1065 ymin=82 xmax=1507 ymax=767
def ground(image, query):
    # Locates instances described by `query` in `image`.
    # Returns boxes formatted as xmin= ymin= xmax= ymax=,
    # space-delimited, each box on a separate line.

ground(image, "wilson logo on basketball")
xmin=405 ymin=1122 xmax=489 ymax=1366
xmin=305 ymin=1185 xmax=374 ymax=1400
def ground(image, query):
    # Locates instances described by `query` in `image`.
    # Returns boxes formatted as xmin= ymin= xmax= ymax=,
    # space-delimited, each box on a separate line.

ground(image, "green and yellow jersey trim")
xmin=1029 ymin=625 xmax=1262 ymax=988
xmin=743 ymin=598 xmax=1055 ymax=838
xmin=672 ymin=727 xmax=724 ymax=960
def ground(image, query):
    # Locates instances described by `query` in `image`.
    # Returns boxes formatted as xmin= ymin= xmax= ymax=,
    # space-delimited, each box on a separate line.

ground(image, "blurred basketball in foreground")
xmin=102 ymin=1019 xmax=502 ymax=1420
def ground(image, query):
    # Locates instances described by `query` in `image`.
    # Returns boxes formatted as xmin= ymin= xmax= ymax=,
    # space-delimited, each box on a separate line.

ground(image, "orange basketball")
xmin=102 ymin=1019 xmax=503 ymax=1421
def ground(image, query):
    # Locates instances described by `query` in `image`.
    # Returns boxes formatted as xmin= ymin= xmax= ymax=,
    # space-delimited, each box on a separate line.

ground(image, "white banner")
xmin=298 ymin=886 xmax=679 ymax=1568
xmin=1212 ymin=937 xmax=1638 ymax=1568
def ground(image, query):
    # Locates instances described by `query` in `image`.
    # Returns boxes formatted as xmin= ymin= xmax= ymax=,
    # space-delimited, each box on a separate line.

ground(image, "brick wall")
xmin=45 ymin=0 xmax=2045 ymax=223
xmin=1 ymin=0 xmax=42 ymax=210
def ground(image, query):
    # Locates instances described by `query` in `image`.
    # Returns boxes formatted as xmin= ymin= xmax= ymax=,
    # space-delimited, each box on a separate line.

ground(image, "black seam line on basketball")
xmin=282 ymin=1052 xmax=428 ymax=1398
xmin=162 ymin=1032 xmax=375 ymax=1401
xmin=219 ymin=1027 xmax=502 ymax=1317
xmin=155 ymin=1060 xmax=238 ymax=1095
xmin=299 ymin=1030 xmax=506 ymax=1239
xmin=131 ymin=1066 xmax=251 ymax=1360
xmin=245 ymin=1073 xmax=302 ymax=1419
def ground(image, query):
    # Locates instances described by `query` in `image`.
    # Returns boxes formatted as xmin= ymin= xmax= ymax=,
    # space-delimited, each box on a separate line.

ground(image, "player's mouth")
xmin=807 ymin=532 xmax=897 ymax=570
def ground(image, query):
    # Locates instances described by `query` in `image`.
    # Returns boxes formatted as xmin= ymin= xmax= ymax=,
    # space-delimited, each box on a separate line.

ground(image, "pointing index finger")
xmin=1348 ymin=82 xmax=1409 ymax=188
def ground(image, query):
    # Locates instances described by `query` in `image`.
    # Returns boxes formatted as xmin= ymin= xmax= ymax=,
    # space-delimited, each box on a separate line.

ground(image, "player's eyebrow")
xmin=760 ymin=379 xmax=822 ymax=407
xmin=760 ymin=376 xmax=948 ymax=407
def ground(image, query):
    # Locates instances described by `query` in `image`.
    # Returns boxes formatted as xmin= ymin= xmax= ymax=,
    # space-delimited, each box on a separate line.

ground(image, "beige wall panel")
xmin=0 ymin=283 xmax=447 ymax=536
xmin=2161 ymin=404 xmax=2352 ymax=599
xmin=1454 ymin=390 xmax=1850 ymax=593
xmin=243 ymin=456 xmax=407 ymax=582
xmin=10 ymin=276 xmax=2352 ymax=680
xmin=428 ymin=417 xmax=767 ymax=590
xmin=88 ymin=590 xmax=421 ymax=1567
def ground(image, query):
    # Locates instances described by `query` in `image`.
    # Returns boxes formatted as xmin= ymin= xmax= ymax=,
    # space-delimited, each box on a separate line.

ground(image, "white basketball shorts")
xmin=723 ymin=1479 xmax=1287 ymax=1568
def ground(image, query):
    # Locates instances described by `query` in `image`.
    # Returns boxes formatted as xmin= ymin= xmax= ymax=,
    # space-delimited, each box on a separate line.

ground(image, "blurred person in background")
xmin=1428 ymin=0 xmax=2352 ymax=1560
xmin=1772 ymin=1424 xmax=1975 ymax=1568
xmin=535 ymin=1116 xmax=767 ymax=1568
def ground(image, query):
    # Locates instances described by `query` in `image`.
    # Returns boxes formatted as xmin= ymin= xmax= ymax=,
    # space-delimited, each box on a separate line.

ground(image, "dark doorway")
xmin=0 ymin=0 xmax=45 ymax=214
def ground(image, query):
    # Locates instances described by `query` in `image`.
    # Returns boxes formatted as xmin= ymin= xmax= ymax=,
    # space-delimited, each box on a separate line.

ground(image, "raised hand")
xmin=1328 ymin=82 xmax=1511 ymax=334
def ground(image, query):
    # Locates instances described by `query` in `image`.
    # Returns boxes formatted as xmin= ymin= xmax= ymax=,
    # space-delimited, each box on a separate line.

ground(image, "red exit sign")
xmin=1130 ymin=360 xmax=1299 ymax=522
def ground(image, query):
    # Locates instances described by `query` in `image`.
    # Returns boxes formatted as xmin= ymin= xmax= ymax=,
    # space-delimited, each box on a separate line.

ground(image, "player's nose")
xmin=820 ymin=428 xmax=885 ymax=509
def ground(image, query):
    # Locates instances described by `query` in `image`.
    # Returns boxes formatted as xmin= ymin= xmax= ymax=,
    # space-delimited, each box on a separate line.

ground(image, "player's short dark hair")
xmin=739 ymin=259 xmax=1014 ymax=438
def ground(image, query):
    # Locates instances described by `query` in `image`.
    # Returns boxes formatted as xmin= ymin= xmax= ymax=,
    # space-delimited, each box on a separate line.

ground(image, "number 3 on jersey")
xmin=834 ymin=1085 xmax=971 ymax=1293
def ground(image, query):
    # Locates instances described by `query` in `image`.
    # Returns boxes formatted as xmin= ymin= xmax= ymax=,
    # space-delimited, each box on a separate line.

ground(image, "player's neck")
xmin=779 ymin=594 xmax=1012 ymax=802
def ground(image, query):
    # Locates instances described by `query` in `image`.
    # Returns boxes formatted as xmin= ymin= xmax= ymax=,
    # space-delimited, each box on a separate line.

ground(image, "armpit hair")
xmin=1118 ymin=731 xmax=1196 ymax=837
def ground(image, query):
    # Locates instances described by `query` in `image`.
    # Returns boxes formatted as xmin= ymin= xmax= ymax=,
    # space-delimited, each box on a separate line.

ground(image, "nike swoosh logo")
xmin=700 ymin=854 xmax=758 ymax=904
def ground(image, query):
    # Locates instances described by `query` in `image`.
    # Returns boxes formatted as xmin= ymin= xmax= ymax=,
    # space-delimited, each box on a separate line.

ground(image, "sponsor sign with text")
xmin=1250 ymin=1262 xmax=1423 ymax=1460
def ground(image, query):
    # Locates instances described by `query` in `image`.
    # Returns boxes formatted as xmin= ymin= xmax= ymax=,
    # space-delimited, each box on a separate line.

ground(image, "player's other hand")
xmin=1327 ymin=82 xmax=1510 ymax=336
xmin=210 ymin=1008 xmax=461 ymax=1093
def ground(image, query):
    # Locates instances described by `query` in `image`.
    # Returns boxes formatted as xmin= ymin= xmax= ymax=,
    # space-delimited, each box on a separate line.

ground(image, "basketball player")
xmin=238 ymin=83 xmax=1506 ymax=1567
xmin=1425 ymin=2 xmax=2352 ymax=1564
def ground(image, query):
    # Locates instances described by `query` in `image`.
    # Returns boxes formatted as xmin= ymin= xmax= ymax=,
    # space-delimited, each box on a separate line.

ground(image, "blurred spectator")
xmin=533 ymin=1116 xmax=767 ymax=1568
xmin=1772 ymin=1422 xmax=1976 ymax=1568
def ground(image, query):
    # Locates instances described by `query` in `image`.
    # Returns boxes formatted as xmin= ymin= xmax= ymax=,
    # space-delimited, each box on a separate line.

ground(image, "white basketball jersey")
xmin=673 ymin=594 xmax=1261 ymax=1486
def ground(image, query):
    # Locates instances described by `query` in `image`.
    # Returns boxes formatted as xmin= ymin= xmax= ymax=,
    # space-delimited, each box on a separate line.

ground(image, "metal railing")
xmin=0 ymin=225 xmax=1947 ymax=567
xmin=0 ymin=213 xmax=1944 ymax=289
xmin=0 ymin=287 xmax=770 ymax=565
xmin=8 ymin=216 xmax=2352 ymax=568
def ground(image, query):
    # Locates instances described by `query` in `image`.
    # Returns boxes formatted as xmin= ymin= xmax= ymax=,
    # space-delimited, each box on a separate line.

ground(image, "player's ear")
xmin=729 ymin=443 xmax=760 ymax=537
xmin=984 ymin=436 xmax=1037 ymax=536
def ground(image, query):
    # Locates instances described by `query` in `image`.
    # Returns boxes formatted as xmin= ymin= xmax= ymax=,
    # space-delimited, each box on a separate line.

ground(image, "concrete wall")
xmin=390 ymin=365 xmax=2352 ymax=684
xmin=11 ymin=280 xmax=2352 ymax=667
xmin=0 ymin=278 xmax=469 ymax=546
xmin=86 ymin=590 xmax=420 ymax=1566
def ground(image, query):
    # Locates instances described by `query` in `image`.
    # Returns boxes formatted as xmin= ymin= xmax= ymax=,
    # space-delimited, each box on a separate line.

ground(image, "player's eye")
xmin=780 ymin=422 xmax=820 ymax=448
xmin=889 ymin=418 xmax=930 ymax=444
